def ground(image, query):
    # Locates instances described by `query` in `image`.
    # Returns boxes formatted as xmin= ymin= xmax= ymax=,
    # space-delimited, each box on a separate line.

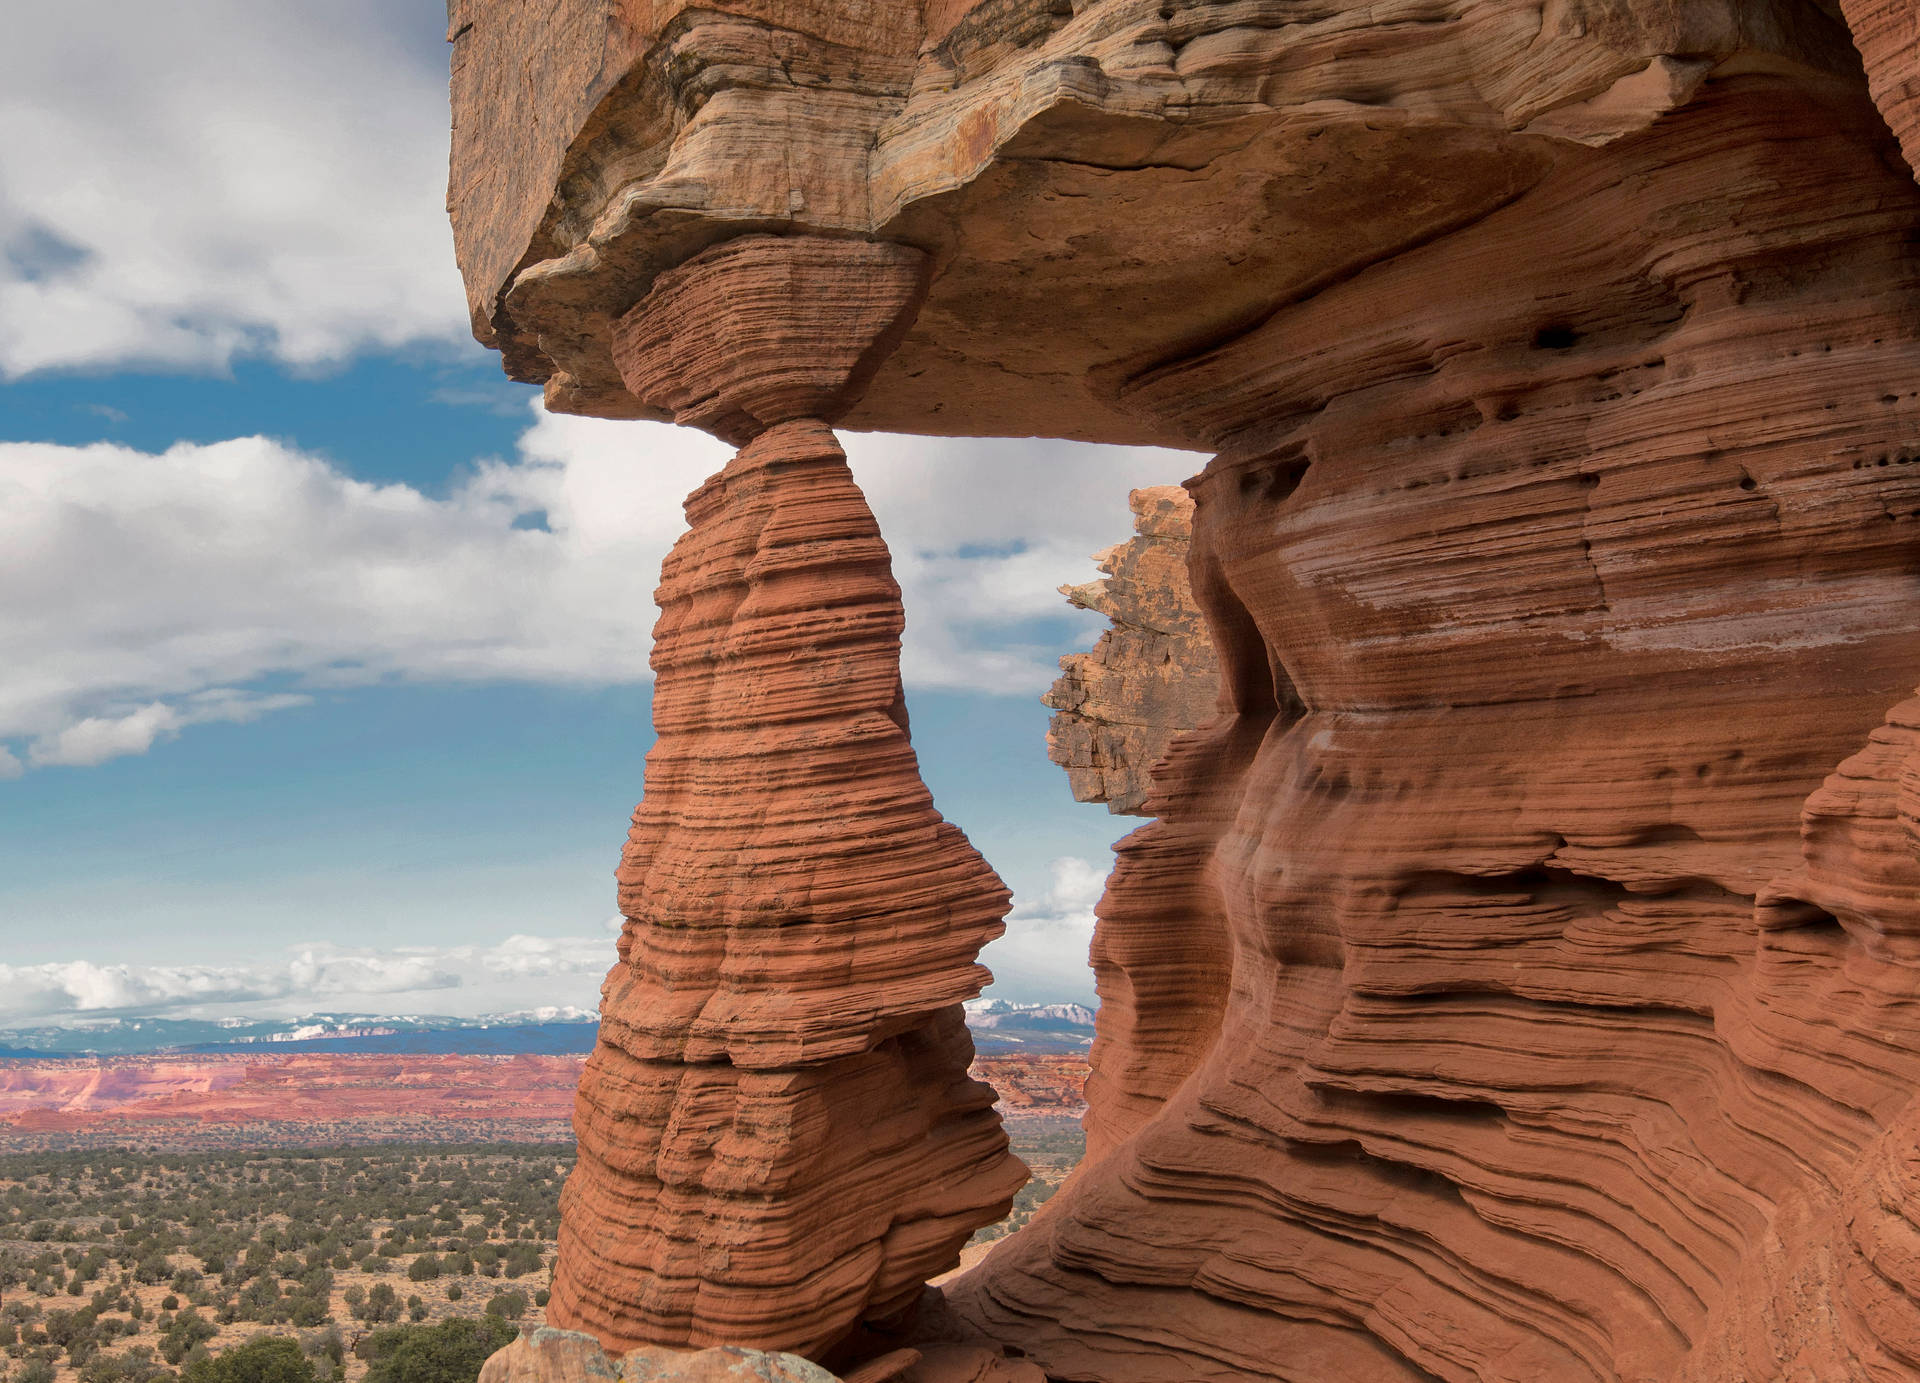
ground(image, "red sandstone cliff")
xmin=449 ymin=4 xmax=1920 ymax=1380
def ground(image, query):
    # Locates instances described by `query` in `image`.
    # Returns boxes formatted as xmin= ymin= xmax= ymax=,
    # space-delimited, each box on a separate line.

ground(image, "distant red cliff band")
xmin=0 ymin=1053 xmax=1084 ymax=1140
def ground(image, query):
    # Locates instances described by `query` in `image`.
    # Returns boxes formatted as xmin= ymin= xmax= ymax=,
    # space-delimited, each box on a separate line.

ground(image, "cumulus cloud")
xmin=0 ymin=933 xmax=615 ymax=1027
xmin=978 ymin=855 xmax=1110 ymax=1004
xmin=0 ymin=408 xmax=1197 ymax=771
xmin=477 ymin=934 xmax=613 ymax=981
xmin=0 ymin=2 xmax=466 ymax=376
xmin=27 ymin=693 xmax=310 ymax=768
xmin=0 ymin=859 xmax=1114 ymax=1021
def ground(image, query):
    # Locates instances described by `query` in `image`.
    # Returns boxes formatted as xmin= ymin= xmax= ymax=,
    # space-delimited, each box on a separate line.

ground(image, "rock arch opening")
xmin=450 ymin=4 xmax=1920 ymax=1378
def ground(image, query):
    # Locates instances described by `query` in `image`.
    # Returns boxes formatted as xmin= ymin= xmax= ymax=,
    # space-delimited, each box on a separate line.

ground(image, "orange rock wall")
xmin=954 ymin=77 xmax=1920 ymax=1381
xmin=553 ymin=419 xmax=1024 ymax=1360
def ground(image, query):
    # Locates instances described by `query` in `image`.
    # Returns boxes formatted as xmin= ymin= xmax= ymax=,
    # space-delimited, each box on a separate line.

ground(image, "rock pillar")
xmin=1043 ymin=485 xmax=1221 ymax=816
xmin=547 ymin=237 xmax=1027 ymax=1360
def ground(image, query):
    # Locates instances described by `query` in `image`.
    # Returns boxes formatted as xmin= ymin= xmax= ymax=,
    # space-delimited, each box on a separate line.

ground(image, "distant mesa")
xmin=0 ymin=1001 xmax=1089 ymax=1060
xmin=0 ymin=1010 xmax=603 ymax=1058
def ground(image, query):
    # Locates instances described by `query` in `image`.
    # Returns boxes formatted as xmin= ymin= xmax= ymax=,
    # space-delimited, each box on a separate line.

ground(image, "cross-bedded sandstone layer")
xmin=451 ymin=3 xmax=1920 ymax=1380
xmin=1044 ymin=487 xmax=1219 ymax=816
xmin=953 ymin=69 xmax=1920 ymax=1379
xmin=550 ymin=237 xmax=1025 ymax=1362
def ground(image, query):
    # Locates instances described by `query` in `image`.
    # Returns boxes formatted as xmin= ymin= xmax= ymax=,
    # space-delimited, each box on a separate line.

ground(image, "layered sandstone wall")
xmin=954 ymin=69 xmax=1920 ymax=1378
xmin=451 ymin=3 xmax=1920 ymax=1380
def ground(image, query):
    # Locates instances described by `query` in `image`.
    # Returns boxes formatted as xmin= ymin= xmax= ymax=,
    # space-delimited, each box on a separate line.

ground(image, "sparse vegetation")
xmin=0 ymin=1120 xmax=1085 ymax=1383
xmin=969 ymin=1120 xmax=1084 ymax=1248
xmin=0 ymin=1145 xmax=569 ymax=1383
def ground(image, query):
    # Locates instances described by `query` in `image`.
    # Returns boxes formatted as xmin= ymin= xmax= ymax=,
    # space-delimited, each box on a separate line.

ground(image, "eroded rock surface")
xmin=550 ymin=239 xmax=1023 ymax=1361
xmin=479 ymin=1329 xmax=839 ymax=1383
xmin=1044 ymin=486 xmax=1219 ymax=816
xmin=478 ymin=1331 xmax=1040 ymax=1383
xmin=451 ymin=2 xmax=1920 ymax=1379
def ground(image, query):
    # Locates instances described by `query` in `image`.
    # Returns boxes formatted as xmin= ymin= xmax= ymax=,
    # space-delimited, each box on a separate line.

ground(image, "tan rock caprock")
xmin=1044 ymin=486 xmax=1220 ymax=816
xmin=451 ymin=5 xmax=1920 ymax=1380
xmin=547 ymin=237 xmax=1025 ymax=1361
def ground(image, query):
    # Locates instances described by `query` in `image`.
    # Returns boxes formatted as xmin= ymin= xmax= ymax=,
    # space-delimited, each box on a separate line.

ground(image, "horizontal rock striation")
xmin=558 ymin=419 xmax=1024 ymax=1357
xmin=954 ymin=74 xmax=1920 ymax=1383
xmin=550 ymin=238 xmax=1024 ymax=1363
xmin=451 ymin=2 xmax=1920 ymax=1380
xmin=1044 ymin=486 xmax=1219 ymax=817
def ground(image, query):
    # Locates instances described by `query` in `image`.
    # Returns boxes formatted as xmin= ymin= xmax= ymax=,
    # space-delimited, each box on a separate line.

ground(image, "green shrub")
xmin=500 ymin=1244 xmax=543 ymax=1280
xmin=79 ymin=1345 xmax=173 ymax=1383
xmin=305 ymin=1329 xmax=343 ymax=1368
xmin=158 ymin=1309 xmax=216 ymax=1366
xmin=350 ymin=1284 xmax=398 ymax=1327
xmin=482 ymin=1291 xmax=525 ymax=1322
xmin=358 ymin=1316 xmax=514 ymax=1383
xmin=181 ymin=1336 xmax=316 ymax=1383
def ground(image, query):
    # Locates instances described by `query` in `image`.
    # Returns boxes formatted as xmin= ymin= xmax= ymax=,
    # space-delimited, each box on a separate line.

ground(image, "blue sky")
xmin=0 ymin=2 xmax=1202 ymax=1026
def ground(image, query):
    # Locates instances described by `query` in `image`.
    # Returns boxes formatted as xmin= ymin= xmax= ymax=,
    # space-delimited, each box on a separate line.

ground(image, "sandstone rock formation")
xmin=478 ymin=1328 xmax=1040 ymax=1383
xmin=1044 ymin=486 xmax=1218 ymax=815
xmin=549 ymin=236 xmax=1024 ymax=1362
xmin=479 ymin=1328 xmax=839 ymax=1383
xmin=451 ymin=3 xmax=1920 ymax=1379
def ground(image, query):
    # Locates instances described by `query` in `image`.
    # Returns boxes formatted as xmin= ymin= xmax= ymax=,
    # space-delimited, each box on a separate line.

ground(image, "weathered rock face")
xmin=451 ymin=3 xmax=1920 ymax=1380
xmin=1044 ymin=486 xmax=1219 ymax=816
xmin=478 ymin=1328 xmax=1040 ymax=1383
xmin=954 ymin=73 xmax=1920 ymax=1383
xmin=550 ymin=237 xmax=1024 ymax=1361
xmin=479 ymin=1328 xmax=839 ymax=1383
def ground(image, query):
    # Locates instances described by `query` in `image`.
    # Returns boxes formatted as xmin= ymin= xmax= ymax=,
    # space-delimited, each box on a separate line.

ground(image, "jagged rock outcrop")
xmin=1044 ymin=487 xmax=1219 ymax=816
xmin=550 ymin=236 xmax=1024 ymax=1362
xmin=450 ymin=3 xmax=1920 ymax=1380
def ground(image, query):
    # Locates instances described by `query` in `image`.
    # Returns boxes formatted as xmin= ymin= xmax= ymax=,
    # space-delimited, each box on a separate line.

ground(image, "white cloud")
xmin=978 ymin=855 xmax=1110 ymax=1005
xmin=26 ymin=693 xmax=310 ymax=768
xmin=477 ymin=934 xmax=612 ymax=980
xmin=839 ymin=432 xmax=1202 ymax=691
xmin=0 ymin=932 xmax=616 ymax=1027
xmin=0 ymin=2 xmax=465 ymax=376
xmin=0 ymin=409 xmax=1196 ymax=771
xmin=0 ymin=871 xmax=1104 ymax=1026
